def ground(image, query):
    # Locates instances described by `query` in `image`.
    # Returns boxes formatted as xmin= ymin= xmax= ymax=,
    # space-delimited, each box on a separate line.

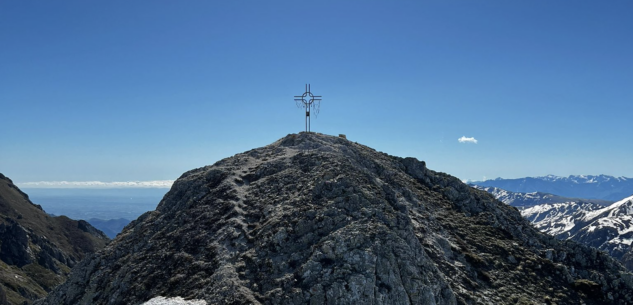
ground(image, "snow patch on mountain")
xmin=583 ymin=195 xmax=633 ymax=221
xmin=522 ymin=195 xmax=633 ymax=262
xmin=522 ymin=202 xmax=603 ymax=237
xmin=477 ymin=185 xmax=633 ymax=268
xmin=142 ymin=297 xmax=206 ymax=305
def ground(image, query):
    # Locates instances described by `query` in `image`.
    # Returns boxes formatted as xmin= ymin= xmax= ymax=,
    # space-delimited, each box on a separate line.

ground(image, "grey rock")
xmin=622 ymin=248 xmax=633 ymax=271
xmin=0 ymin=173 xmax=109 ymax=304
xmin=38 ymin=133 xmax=633 ymax=305
xmin=0 ymin=285 xmax=7 ymax=305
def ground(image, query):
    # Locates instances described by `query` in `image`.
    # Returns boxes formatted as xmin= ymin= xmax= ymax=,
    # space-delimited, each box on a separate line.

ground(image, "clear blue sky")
xmin=1 ymin=1 xmax=632 ymax=183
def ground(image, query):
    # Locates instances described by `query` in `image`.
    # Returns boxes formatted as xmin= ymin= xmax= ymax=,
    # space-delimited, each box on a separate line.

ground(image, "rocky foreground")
xmin=38 ymin=133 xmax=633 ymax=304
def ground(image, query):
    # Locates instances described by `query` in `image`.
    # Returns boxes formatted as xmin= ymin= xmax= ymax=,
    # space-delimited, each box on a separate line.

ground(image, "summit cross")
xmin=294 ymin=84 xmax=322 ymax=132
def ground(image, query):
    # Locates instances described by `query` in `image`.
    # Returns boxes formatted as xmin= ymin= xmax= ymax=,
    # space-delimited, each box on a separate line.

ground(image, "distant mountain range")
xmin=475 ymin=183 xmax=633 ymax=270
xmin=86 ymin=218 xmax=131 ymax=238
xmin=472 ymin=174 xmax=633 ymax=201
xmin=522 ymin=195 xmax=633 ymax=264
xmin=24 ymin=188 xmax=163 ymax=238
xmin=470 ymin=185 xmax=612 ymax=209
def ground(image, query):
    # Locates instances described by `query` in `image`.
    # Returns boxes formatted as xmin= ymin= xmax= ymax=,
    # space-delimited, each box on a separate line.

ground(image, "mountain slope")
xmin=472 ymin=175 xmax=633 ymax=201
xmin=521 ymin=202 xmax=604 ymax=237
xmin=86 ymin=218 xmax=131 ymax=238
xmin=470 ymin=185 xmax=612 ymax=209
xmin=572 ymin=195 xmax=633 ymax=260
xmin=623 ymin=247 xmax=633 ymax=271
xmin=476 ymin=185 xmax=633 ymax=270
xmin=0 ymin=173 xmax=108 ymax=304
xmin=38 ymin=133 xmax=633 ymax=304
xmin=522 ymin=195 xmax=633 ymax=266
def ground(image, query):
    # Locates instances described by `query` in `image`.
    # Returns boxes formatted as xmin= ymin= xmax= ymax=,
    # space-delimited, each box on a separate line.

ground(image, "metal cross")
xmin=294 ymin=84 xmax=322 ymax=132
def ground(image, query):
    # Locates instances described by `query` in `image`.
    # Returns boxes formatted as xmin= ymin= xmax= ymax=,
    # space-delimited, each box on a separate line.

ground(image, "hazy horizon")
xmin=13 ymin=172 xmax=633 ymax=189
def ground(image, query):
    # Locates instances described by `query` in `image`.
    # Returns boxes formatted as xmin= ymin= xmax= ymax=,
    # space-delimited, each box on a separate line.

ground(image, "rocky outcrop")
xmin=0 ymin=173 xmax=108 ymax=304
xmin=38 ymin=133 xmax=633 ymax=304
xmin=0 ymin=285 xmax=7 ymax=305
xmin=623 ymin=248 xmax=633 ymax=271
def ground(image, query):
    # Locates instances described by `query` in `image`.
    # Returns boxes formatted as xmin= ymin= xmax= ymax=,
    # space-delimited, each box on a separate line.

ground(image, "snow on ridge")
xmin=475 ymin=174 xmax=632 ymax=184
xmin=521 ymin=201 xmax=603 ymax=236
xmin=582 ymin=195 xmax=633 ymax=221
xmin=519 ymin=194 xmax=633 ymax=258
xmin=142 ymin=296 xmax=206 ymax=305
xmin=536 ymin=174 xmax=561 ymax=181
xmin=528 ymin=174 xmax=633 ymax=184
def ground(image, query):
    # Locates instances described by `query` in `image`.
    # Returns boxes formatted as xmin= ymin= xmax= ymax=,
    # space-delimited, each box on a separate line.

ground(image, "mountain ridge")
xmin=37 ymin=133 xmax=633 ymax=304
xmin=476 ymin=184 xmax=633 ymax=271
xmin=521 ymin=195 xmax=633 ymax=266
xmin=0 ymin=173 xmax=109 ymax=304
xmin=470 ymin=185 xmax=613 ymax=208
xmin=489 ymin=174 xmax=630 ymax=183
xmin=472 ymin=175 xmax=633 ymax=201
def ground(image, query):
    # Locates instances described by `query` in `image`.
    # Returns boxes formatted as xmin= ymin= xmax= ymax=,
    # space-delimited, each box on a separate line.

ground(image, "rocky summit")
xmin=0 ymin=173 xmax=108 ymax=304
xmin=38 ymin=133 xmax=633 ymax=304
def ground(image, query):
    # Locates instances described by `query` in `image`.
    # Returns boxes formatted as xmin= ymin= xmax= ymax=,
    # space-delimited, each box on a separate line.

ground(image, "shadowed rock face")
xmin=623 ymin=248 xmax=633 ymax=271
xmin=38 ymin=133 xmax=633 ymax=305
xmin=0 ymin=173 xmax=109 ymax=304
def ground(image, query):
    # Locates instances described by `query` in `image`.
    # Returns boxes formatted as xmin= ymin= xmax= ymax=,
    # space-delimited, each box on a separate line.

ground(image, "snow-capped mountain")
xmin=521 ymin=202 xmax=604 ymax=237
xmin=522 ymin=195 xmax=633 ymax=262
xmin=476 ymin=184 xmax=633 ymax=268
xmin=472 ymin=175 xmax=633 ymax=201
xmin=471 ymin=185 xmax=612 ymax=208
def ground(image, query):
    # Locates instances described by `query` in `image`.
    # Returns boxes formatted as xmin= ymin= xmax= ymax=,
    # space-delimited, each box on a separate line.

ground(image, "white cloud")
xmin=16 ymin=180 xmax=174 ymax=189
xmin=458 ymin=136 xmax=478 ymax=144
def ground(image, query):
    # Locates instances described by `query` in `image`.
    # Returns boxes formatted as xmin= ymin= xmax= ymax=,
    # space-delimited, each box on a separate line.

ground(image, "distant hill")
xmin=470 ymin=185 xmax=613 ymax=209
xmin=472 ymin=175 xmax=633 ymax=201
xmin=87 ymin=218 xmax=131 ymax=238
xmin=0 ymin=173 xmax=108 ymax=304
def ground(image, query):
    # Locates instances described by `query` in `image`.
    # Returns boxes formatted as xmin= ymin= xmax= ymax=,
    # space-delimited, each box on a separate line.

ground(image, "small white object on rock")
xmin=141 ymin=296 xmax=207 ymax=305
